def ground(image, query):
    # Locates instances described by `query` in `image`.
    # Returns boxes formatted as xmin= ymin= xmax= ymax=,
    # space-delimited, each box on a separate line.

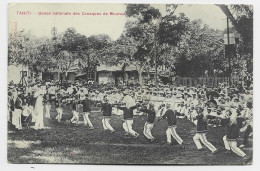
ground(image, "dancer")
xmin=159 ymin=103 xmax=185 ymax=148
xmin=192 ymin=106 xmax=218 ymax=153
xmin=101 ymin=95 xmax=115 ymax=133
xmin=222 ymin=109 xmax=247 ymax=157
xmin=70 ymin=99 xmax=79 ymax=124
xmin=139 ymin=102 xmax=156 ymax=142
xmin=119 ymin=90 xmax=139 ymax=138
xmin=82 ymin=94 xmax=94 ymax=129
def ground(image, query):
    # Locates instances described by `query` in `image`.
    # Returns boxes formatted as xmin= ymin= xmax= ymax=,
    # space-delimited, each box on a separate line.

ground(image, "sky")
xmin=9 ymin=3 xmax=227 ymax=40
xmin=174 ymin=4 xmax=227 ymax=30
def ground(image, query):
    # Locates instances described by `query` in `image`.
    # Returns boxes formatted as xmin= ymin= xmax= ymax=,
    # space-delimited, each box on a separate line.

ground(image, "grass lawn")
xmin=8 ymin=105 xmax=253 ymax=165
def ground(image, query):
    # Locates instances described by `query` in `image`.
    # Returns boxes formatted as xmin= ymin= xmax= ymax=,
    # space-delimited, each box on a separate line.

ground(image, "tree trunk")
xmin=215 ymin=5 xmax=238 ymax=30
xmin=31 ymin=72 xmax=35 ymax=83
xmin=137 ymin=66 xmax=144 ymax=86
xmin=94 ymin=65 xmax=97 ymax=82
xmin=125 ymin=72 xmax=128 ymax=85
xmin=57 ymin=71 xmax=60 ymax=82
xmin=65 ymin=71 xmax=68 ymax=81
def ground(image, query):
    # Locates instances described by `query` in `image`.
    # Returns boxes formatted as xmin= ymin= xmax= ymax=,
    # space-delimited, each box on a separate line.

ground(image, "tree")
xmin=169 ymin=4 xmax=253 ymax=77
xmin=55 ymin=27 xmax=90 ymax=81
xmin=8 ymin=30 xmax=58 ymax=83
xmin=156 ymin=12 xmax=190 ymax=71
xmin=211 ymin=5 xmax=253 ymax=76
xmin=125 ymin=4 xmax=166 ymax=85
xmin=168 ymin=19 xmax=225 ymax=77
xmin=123 ymin=4 xmax=197 ymax=84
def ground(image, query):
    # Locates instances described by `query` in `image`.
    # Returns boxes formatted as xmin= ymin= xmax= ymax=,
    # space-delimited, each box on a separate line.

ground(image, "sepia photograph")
xmin=7 ymin=2 xmax=253 ymax=165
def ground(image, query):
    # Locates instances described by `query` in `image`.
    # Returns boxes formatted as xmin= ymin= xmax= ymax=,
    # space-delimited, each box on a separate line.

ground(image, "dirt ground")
xmin=7 ymin=105 xmax=253 ymax=165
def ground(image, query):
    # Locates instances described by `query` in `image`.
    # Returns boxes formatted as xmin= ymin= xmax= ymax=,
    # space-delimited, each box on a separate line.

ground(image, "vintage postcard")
xmin=7 ymin=3 xmax=253 ymax=165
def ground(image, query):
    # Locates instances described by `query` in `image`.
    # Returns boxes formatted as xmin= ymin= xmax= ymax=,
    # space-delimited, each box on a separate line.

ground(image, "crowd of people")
xmin=8 ymin=79 xmax=253 ymax=158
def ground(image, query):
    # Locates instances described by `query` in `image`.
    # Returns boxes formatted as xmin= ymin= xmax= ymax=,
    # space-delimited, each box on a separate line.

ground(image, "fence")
xmin=173 ymin=77 xmax=240 ymax=87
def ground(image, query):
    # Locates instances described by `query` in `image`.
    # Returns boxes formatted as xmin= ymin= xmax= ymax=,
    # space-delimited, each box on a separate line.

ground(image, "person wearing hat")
xmin=158 ymin=103 xmax=185 ymax=148
xmin=34 ymin=90 xmax=45 ymax=130
xmin=177 ymin=101 xmax=186 ymax=118
xmin=138 ymin=102 xmax=156 ymax=142
xmin=82 ymin=94 xmax=94 ymax=129
xmin=135 ymin=90 xmax=143 ymax=103
xmin=192 ymin=106 xmax=218 ymax=153
xmin=78 ymin=88 xmax=86 ymax=102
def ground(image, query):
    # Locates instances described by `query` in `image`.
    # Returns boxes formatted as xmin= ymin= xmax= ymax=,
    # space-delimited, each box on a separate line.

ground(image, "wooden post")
xmin=227 ymin=17 xmax=232 ymax=86
xmin=154 ymin=35 xmax=158 ymax=87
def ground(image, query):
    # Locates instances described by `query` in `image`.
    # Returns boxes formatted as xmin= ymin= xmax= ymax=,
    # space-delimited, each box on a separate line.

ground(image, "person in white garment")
xmin=34 ymin=91 xmax=44 ymax=130
xmin=44 ymin=91 xmax=52 ymax=119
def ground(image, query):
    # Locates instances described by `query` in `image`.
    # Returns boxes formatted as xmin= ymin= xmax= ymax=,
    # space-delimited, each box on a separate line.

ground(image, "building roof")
xmin=97 ymin=64 xmax=123 ymax=72
xmin=125 ymin=65 xmax=137 ymax=72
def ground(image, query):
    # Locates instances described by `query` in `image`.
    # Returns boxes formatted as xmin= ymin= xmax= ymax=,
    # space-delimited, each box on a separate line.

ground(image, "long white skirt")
xmin=34 ymin=108 xmax=44 ymax=130
xmin=12 ymin=109 xmax=22 ymax=130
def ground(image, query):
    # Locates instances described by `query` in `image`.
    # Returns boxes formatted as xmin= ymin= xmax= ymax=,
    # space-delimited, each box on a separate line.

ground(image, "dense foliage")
xmin=8 ymin=4 xmax=253 ymax=83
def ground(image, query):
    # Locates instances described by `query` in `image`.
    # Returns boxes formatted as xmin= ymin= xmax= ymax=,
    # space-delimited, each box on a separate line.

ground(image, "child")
xmin=22 ymin=97 xmax=33 ymax=129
